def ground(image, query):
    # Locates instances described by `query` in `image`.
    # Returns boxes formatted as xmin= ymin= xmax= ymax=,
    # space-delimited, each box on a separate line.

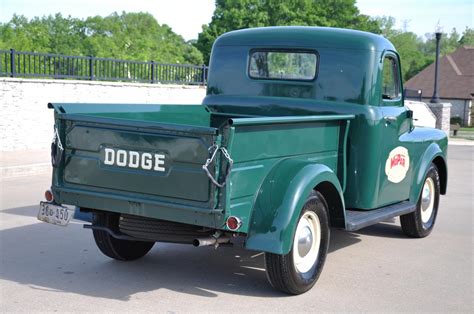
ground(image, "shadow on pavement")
xmin=0 ymin=204 xmax=403 ymax=301
xmin=355 ymin=221 xmax=408 ymax=239
xmin=2 ymin=205 xmax=39 ymax=217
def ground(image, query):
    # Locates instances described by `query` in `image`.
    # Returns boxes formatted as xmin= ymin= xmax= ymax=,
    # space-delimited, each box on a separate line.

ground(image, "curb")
xmin=1 ymin=163 xmax=51 ymax=179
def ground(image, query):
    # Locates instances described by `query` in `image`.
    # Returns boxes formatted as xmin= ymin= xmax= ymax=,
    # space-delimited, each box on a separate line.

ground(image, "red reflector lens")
xmin=45 ymin=190 xmax=54 ymax=202
xmin=226 ymin=216 xmax=241 ymax=231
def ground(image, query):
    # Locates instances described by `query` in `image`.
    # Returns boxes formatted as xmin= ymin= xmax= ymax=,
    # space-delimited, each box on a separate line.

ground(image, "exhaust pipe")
xmin=193 ymin=236 xmax=231 ymax=247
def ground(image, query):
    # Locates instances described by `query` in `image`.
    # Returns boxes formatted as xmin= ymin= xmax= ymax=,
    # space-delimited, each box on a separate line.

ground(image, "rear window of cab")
xmin=248 ymin=50 xmax=318 ymax=81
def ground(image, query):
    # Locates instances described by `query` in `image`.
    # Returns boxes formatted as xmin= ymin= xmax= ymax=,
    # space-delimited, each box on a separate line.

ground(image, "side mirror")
xmin=406 ymin=110 xmax=413 ymax=119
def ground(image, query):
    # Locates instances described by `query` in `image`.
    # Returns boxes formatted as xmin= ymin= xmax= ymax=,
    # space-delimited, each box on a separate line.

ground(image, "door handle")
xmin=384 ymin=116 xmax=397 ymax=124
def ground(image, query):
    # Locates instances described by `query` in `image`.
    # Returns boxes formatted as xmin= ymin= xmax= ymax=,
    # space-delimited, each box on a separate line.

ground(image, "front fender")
xmin=410 ymin=142 xmax=447 ymax=203
xmin=245 ymin=159 xmax=343 ymax=254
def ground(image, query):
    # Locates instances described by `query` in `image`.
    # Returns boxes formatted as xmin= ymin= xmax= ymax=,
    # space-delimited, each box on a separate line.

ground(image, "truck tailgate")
xmin=51 ymin=104 xmax=219 ymax=208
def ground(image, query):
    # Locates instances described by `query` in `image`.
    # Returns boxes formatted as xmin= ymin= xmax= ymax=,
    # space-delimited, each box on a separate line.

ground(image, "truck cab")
xmin=40 ymin=27 xmax=448 ymax=295
xmin=204 ymin=26 xmax=447 ymax=211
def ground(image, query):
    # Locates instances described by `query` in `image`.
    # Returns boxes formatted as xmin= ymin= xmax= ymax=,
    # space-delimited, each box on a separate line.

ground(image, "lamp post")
xmin=430 ymin=32 xmax=442 ymax=103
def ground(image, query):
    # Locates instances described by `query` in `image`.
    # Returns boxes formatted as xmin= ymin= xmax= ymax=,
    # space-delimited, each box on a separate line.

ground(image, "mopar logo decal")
xmin=103 ymin=148 xmax=166 ymax=172
xmin=385 ymin=146 xmax=410 ymax=183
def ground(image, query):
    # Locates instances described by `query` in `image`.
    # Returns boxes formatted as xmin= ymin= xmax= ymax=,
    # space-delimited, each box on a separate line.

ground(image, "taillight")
xmin=226 ymin=216 xmax=242 ymax=231
xmin=44 ymin=189 xmax=54 ymax=202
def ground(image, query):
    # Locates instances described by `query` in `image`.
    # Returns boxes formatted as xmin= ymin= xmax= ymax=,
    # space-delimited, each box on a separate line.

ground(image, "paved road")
xmin=1 ymin=146 xmax=472 ymax=312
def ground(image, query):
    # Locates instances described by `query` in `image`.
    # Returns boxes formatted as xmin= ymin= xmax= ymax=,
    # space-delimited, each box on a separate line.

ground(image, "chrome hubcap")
xmin=421 ymin=177 xmax=435 ymax=223
xmin=298 ymin=226 xmax=313 ymax=257
xmin=293 ymin=211 xmax=321 ymax=273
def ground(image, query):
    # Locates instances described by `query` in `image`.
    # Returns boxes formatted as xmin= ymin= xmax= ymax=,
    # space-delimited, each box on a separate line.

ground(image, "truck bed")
xmin=49 ymin=103 xmax=353 ymax=232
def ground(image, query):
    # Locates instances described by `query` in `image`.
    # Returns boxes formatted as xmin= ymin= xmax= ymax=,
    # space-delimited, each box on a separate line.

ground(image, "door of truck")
xmin=377 ymin=52 xmax=412 ymax=206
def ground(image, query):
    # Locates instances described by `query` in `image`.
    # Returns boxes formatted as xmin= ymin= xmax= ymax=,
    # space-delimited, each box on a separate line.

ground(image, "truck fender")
xmin=410 ymin=142 xmax=448 ymax=203
xmin=245 ymin=159 xmax=344 ymax=255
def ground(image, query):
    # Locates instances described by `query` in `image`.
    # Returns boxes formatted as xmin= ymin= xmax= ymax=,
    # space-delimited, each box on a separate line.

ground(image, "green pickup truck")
xmin=39 ymin=27 xmax=448 ymax=295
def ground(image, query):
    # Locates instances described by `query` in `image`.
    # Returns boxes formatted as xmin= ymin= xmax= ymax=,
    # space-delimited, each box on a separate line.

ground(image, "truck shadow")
xmin=353 ymin=221 xmax=408 ymax=239
xmin=1 ymin=205 xmax=403 ymax=301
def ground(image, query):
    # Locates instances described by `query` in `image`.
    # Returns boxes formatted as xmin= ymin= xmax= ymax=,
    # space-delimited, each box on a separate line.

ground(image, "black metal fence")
xmin=0 ymin=49 xmax=208 ymax=85
xmin=404 ymin=88 xmax=423 ymax=101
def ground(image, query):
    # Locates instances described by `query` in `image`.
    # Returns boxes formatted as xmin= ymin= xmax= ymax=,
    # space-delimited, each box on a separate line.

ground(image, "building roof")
xmin=215 ymin=26 xmax=395 ymax=52
xmin=405 ymin=46 xmax=474 ymax=100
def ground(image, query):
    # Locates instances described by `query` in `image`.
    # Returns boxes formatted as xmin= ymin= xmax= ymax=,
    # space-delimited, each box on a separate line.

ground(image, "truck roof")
xmin=214 ymin=26 xmax=395 ymax=52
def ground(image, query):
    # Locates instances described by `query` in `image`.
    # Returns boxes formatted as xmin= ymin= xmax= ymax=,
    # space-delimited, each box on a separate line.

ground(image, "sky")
xmin=0 ymin=0 xmax=472 ymax=40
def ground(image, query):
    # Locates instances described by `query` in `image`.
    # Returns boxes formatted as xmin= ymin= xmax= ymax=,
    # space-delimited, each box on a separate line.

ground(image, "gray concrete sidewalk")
xmin=0 ymin=149 xmax=51 ymax=179
xmin=448 ymin=137 xmax=474 ymax=146
xmin=452 ymin=130 xmax=474 ymax=141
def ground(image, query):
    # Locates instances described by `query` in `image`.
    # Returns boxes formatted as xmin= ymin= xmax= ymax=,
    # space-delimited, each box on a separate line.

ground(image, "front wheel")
xmin=400 ymin=163 xmax=440 ymax=237
xmin=92 ymin=212 xmax=155 ymax=261
xmin=265 ymin=191 xmax=330 ymax=295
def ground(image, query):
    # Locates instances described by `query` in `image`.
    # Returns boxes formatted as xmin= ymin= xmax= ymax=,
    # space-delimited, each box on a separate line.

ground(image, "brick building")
xmin=405 ymin=46 xmax=473 ymax=126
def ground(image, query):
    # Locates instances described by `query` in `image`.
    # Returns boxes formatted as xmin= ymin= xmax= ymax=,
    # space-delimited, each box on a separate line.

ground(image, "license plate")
xmin=38 ymin=202 xmax=72 ymax=226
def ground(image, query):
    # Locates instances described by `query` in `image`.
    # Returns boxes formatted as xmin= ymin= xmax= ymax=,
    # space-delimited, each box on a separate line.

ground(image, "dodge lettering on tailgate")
xmin=103 ymin=147 xmax=166 ymax=172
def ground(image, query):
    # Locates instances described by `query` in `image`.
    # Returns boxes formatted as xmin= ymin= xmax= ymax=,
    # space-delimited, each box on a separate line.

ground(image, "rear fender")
xmin=245 ymin=159 xmax=344 ymax=254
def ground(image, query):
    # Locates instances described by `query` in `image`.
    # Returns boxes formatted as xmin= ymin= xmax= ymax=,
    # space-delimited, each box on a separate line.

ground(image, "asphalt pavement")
xmin=0 ymin=145 xmax=472 ymax=312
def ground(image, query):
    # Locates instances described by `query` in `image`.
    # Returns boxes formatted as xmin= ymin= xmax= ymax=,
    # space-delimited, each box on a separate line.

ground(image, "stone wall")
xmin=427 ymin=102 xmax=451 ymax=135
xmin=0 ymin=78 xmax=206 ymax=151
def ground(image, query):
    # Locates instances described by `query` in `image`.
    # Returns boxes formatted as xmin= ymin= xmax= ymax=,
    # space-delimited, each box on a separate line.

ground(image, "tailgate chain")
xmin=51 ymin=126 xmax=64 ymax=168
xmin=202 ymin=144 xmax=234 ymax=188
xmin=53 ymin=126 xmax=64 ymax=151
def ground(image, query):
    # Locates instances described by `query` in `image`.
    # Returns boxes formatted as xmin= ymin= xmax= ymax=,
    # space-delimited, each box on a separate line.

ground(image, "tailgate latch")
xmin=202 ymin=144 xmax=234 ymax=188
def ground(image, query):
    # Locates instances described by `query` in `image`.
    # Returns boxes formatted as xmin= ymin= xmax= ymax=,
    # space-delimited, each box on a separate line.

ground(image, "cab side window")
xmin=382 ymin=56 xmax=401 ymax=101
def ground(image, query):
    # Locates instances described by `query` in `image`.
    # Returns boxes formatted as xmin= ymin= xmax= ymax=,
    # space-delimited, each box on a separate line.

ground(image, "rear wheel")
xmin=400 ymin=163 xmax=440 ymax=238
xmin=92 ymin=212 xmax=154 ymax=261
xmin=265 ymin=191 xmax=330 ymax=295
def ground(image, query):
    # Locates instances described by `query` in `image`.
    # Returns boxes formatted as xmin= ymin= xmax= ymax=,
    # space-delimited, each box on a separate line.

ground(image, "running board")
xmin=345 ymin=201 xmax=416 ymax=231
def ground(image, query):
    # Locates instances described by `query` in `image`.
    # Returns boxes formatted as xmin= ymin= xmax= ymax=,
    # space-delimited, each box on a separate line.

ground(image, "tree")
xmin=389 ymin=32 xmax=431 ymax=82
xmin=0 ymin=12 xmax=203 ymax=65
xmin=378 ymin=16 xmax=400 ymax=38
xmin=0 ymin=15 xmax=37 ymax=51
xmin=195 ymin=0 xmax=381 ymax=64
xmin=422 ymin=28 xmax=461 ymax=57
xmin=373 ymin=16 xmax=474 ymax=82
xmin=459 ymin=27 xmax=474 ymax=46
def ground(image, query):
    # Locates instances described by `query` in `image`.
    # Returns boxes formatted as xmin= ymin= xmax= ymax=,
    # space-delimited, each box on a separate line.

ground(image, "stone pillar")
xmin=427 ymin=102 xmax=451 ymax=135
